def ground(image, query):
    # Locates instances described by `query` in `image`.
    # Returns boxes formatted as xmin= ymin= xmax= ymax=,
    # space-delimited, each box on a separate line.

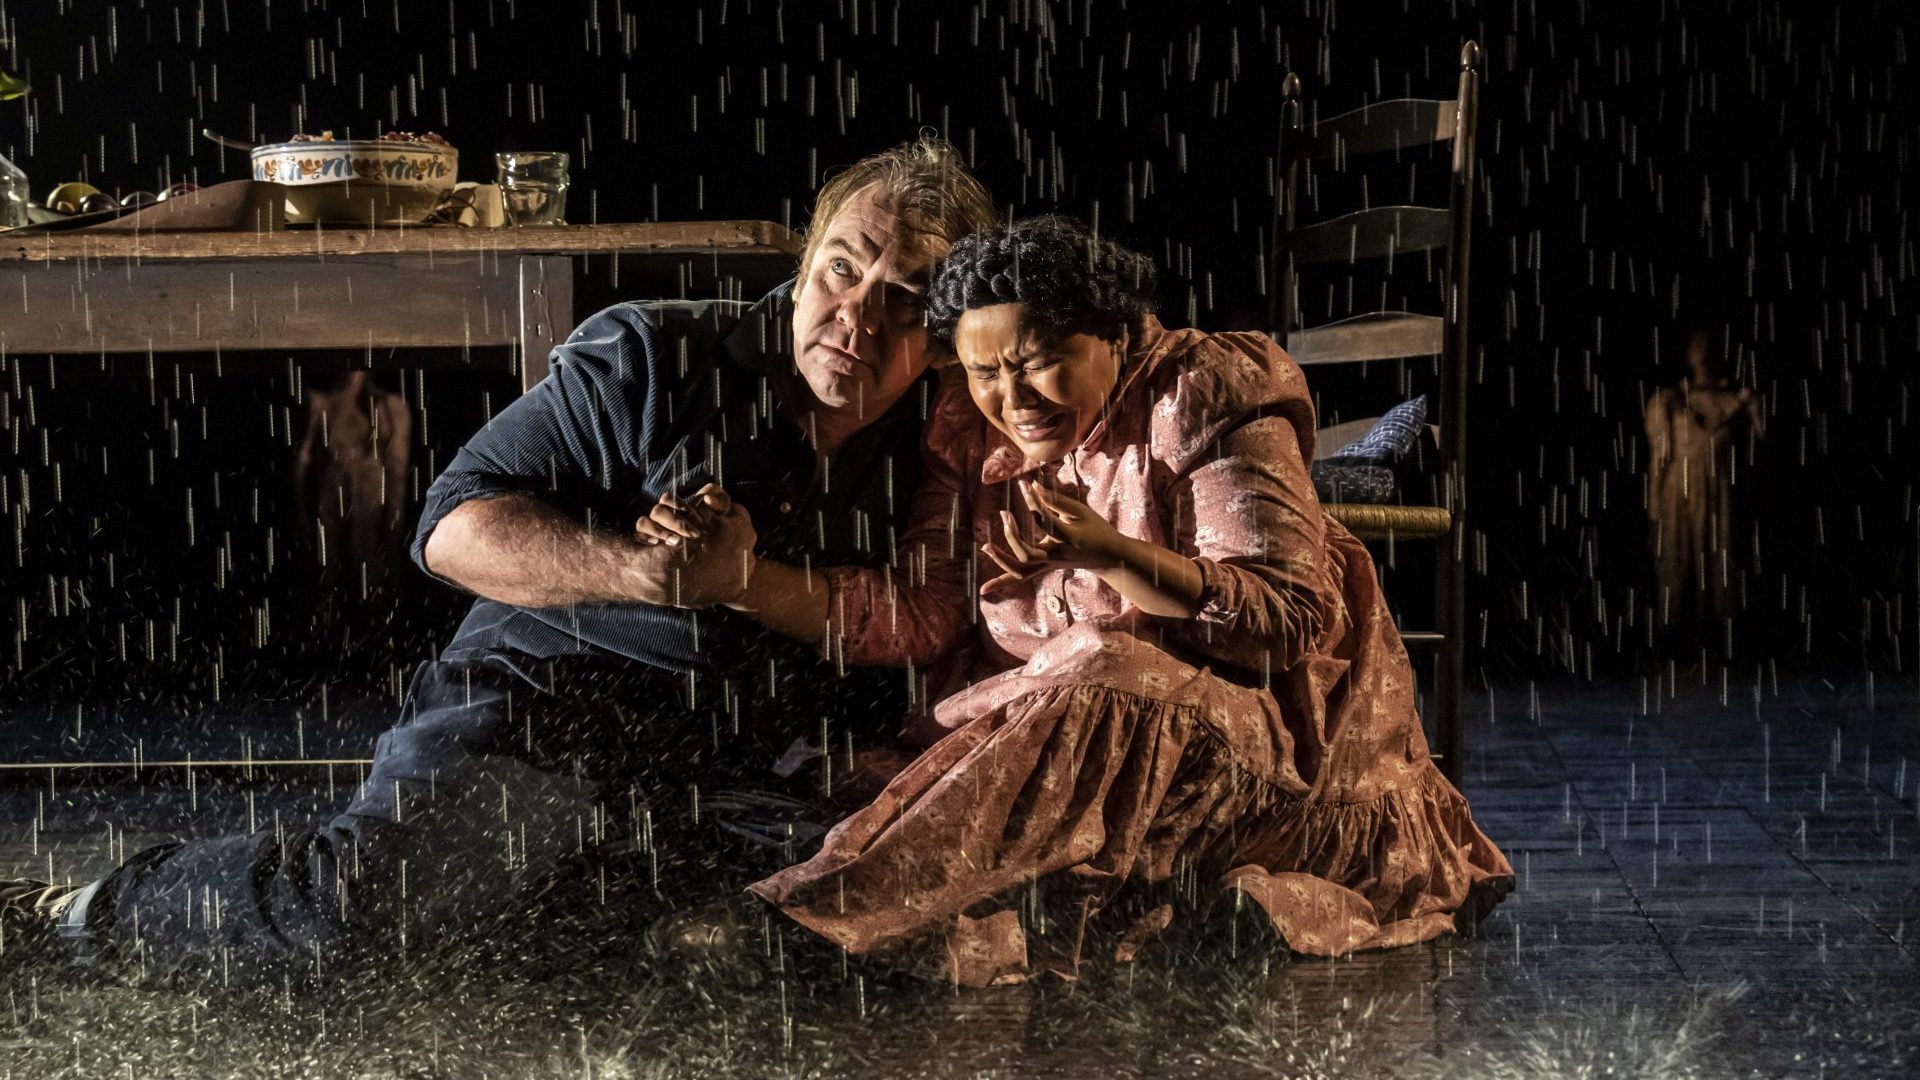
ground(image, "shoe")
xmin=1170 ymin=888 xmax=1292 ymax=968
xmin=646 ymin=893 xmax=850 ymax=990
xmin=645 ymin=894 xmax=776 ymax=988
xmin=0 ymin=878 xmax=82 ymax=968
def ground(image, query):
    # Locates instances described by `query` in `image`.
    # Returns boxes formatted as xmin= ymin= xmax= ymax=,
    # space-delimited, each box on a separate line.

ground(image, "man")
xmin=1 ymin=136 xmax=996 ymax=987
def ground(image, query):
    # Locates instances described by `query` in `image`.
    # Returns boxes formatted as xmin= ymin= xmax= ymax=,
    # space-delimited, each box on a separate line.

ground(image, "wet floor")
xmin=4 ymin=677 xmax=1916 ymax=1078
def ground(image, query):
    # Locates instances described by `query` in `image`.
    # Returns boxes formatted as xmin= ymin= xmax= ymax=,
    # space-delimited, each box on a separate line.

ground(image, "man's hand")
xmin=633 ymin=483 xmax=759 ymax=608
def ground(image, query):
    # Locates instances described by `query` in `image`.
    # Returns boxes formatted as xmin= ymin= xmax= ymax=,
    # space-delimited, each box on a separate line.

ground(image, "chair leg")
xmin=1434 ymin=528 xmax=1466 ymax=787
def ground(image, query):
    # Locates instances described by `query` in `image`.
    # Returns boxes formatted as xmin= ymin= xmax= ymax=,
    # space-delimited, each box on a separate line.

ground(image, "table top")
xmin=0 ymin=220 xmax=802 ymax=263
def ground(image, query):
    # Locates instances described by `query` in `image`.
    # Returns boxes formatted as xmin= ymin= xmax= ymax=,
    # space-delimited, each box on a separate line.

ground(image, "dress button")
xmin=1046 ymin=594 xmax=1067 ymax=616
xmin=778 ymin=501 xmax=794 ymax=514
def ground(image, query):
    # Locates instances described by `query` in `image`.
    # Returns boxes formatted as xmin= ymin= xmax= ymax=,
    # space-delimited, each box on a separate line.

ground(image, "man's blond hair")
xmin=794 ymin=135 xmax=998 ymax=297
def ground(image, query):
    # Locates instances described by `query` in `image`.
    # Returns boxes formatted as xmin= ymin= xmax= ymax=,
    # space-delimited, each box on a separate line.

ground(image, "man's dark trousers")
xmin=67 ymin=654 xmax=834 ymax=988
xmin=60 ymin=287 xmax=929 ymax=988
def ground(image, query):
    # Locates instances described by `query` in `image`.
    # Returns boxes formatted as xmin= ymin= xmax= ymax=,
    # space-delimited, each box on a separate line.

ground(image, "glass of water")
xmin=495 ymin=151 xmax=570 ymax=226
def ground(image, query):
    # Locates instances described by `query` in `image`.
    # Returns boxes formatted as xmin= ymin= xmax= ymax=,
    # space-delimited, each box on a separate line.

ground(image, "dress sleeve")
xmin=818 ymin=375 xmax=978 ymax=667
xmin=1155 ymin=334 xmax=1331 ymax=674
xmin=409 ymin=304 xmax=661 ymax=586
xmin=1643 ymin=390 xmax=1673 ymax=470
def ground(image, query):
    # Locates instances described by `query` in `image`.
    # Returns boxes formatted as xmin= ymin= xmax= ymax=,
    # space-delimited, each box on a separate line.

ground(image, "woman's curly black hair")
xmin=926 ymin=215 xmax=1158 ymax=347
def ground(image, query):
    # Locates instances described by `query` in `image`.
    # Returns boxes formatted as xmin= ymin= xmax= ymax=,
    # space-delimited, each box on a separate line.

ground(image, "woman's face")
xmin=1685 ymin=330 xmax=1719 ymax=385
xmin=954 ymin=303 xmax=1124 ymax=463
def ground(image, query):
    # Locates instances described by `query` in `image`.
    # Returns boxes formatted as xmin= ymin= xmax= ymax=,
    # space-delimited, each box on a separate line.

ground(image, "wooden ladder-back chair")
xmin=1270 ymin=42 xmax=1482 ymax=785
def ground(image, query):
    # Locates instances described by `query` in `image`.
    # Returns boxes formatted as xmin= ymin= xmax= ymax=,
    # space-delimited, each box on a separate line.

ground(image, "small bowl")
xmin=250 ymin=139 xmax=458 ymax=225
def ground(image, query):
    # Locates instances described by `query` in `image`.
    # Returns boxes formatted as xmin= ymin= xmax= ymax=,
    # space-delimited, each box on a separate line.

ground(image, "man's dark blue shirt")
xmin=409 ymin=282 xmax=931 ymax=708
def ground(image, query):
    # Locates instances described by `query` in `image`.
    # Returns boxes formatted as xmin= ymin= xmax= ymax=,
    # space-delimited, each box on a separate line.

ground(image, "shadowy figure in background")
xmin=1643 ymin=321 xmax=1766 ymax=659
xmin=294 ymin=366 xmax=413 ymax=647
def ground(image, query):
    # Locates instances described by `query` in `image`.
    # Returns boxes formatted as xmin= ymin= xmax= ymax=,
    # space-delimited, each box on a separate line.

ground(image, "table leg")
xmin=516 ymin=255 xmax=574 ymax=393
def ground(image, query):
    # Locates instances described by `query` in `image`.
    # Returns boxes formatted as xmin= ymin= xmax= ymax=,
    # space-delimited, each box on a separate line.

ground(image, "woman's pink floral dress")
xmin=748 ymin=316 xmax=1513 ymax=985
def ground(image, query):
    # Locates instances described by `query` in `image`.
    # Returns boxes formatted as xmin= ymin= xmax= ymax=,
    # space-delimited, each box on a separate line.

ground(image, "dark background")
xmin=1 ymin=0 xmax=1914 ymax=725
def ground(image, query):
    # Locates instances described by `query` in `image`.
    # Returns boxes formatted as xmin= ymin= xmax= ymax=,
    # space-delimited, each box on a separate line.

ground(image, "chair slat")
xmin=1292 ymin=98 xmax=1458 ymax=160
xmin=1285 ymin=310 xmax=1444 ymax=366
xmin=1326 ymin=503 xmax=1452 ymax=540
xmin=1281 ymin=206 xmax=1452 ymax=264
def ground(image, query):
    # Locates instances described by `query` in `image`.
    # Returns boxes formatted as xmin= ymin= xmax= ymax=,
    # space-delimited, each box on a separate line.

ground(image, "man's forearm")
xmin=422 ymin=493 xmax=662 ymax=607
xmin=724 ymin=558 xmax=830 ymax=645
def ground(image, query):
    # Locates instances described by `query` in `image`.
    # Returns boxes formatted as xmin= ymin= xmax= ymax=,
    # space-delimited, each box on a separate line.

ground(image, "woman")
xmin=652 ymin=216 xmax=1512 ymax=986
xmin=1643 ymin=321 xmax=1765 ymax=655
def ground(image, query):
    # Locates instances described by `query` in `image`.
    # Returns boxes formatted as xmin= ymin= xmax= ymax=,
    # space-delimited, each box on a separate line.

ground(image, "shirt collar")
xmin=723 ymin=278 xmax=817 ymax=428
xmin=721 ymin=278 xmax=797 ymax=375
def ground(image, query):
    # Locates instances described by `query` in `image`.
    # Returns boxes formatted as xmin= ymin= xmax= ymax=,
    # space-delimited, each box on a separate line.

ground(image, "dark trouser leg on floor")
xmin=74 ymin=659 xmax=618 ymax=988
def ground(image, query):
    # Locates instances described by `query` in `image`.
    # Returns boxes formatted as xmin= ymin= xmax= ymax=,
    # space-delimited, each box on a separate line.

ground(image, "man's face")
xmin=789 ymin=186 xmax=941 ymax=422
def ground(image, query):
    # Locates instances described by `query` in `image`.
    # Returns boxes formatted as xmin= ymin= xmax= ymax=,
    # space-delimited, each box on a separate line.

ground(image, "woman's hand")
xmin=633 ymin=483 xmax=759 ymax=607
xmin=635 ymin=483 xmax=731 ymax=547
xmin=980 ymin=477 xmax=1206 ymax=618
xmin=979 ymin=478 xmax=1125 ymax=593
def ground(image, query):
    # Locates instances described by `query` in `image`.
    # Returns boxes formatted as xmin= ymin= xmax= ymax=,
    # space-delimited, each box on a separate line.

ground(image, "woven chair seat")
xmin=1325 ymin=503 xmax=1452 ymax=540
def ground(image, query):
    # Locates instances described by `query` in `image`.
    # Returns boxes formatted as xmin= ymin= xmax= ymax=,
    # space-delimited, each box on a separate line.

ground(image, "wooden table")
xmin=0 ymin=221 xmax=802 ymax=391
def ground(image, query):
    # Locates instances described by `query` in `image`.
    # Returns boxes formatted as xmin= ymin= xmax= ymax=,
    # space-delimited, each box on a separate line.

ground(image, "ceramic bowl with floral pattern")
xmin=250 ymin=138 xmax=458 ymax=225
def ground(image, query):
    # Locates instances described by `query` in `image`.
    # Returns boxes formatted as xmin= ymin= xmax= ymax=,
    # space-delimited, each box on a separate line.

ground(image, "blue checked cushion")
xmin=1325 ymin=395 xmax=1427 ymax=464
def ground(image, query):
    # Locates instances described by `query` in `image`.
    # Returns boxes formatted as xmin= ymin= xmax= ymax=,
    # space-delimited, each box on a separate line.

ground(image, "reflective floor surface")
xmin=4 ymin=676 xmax=1915 ymax=1078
